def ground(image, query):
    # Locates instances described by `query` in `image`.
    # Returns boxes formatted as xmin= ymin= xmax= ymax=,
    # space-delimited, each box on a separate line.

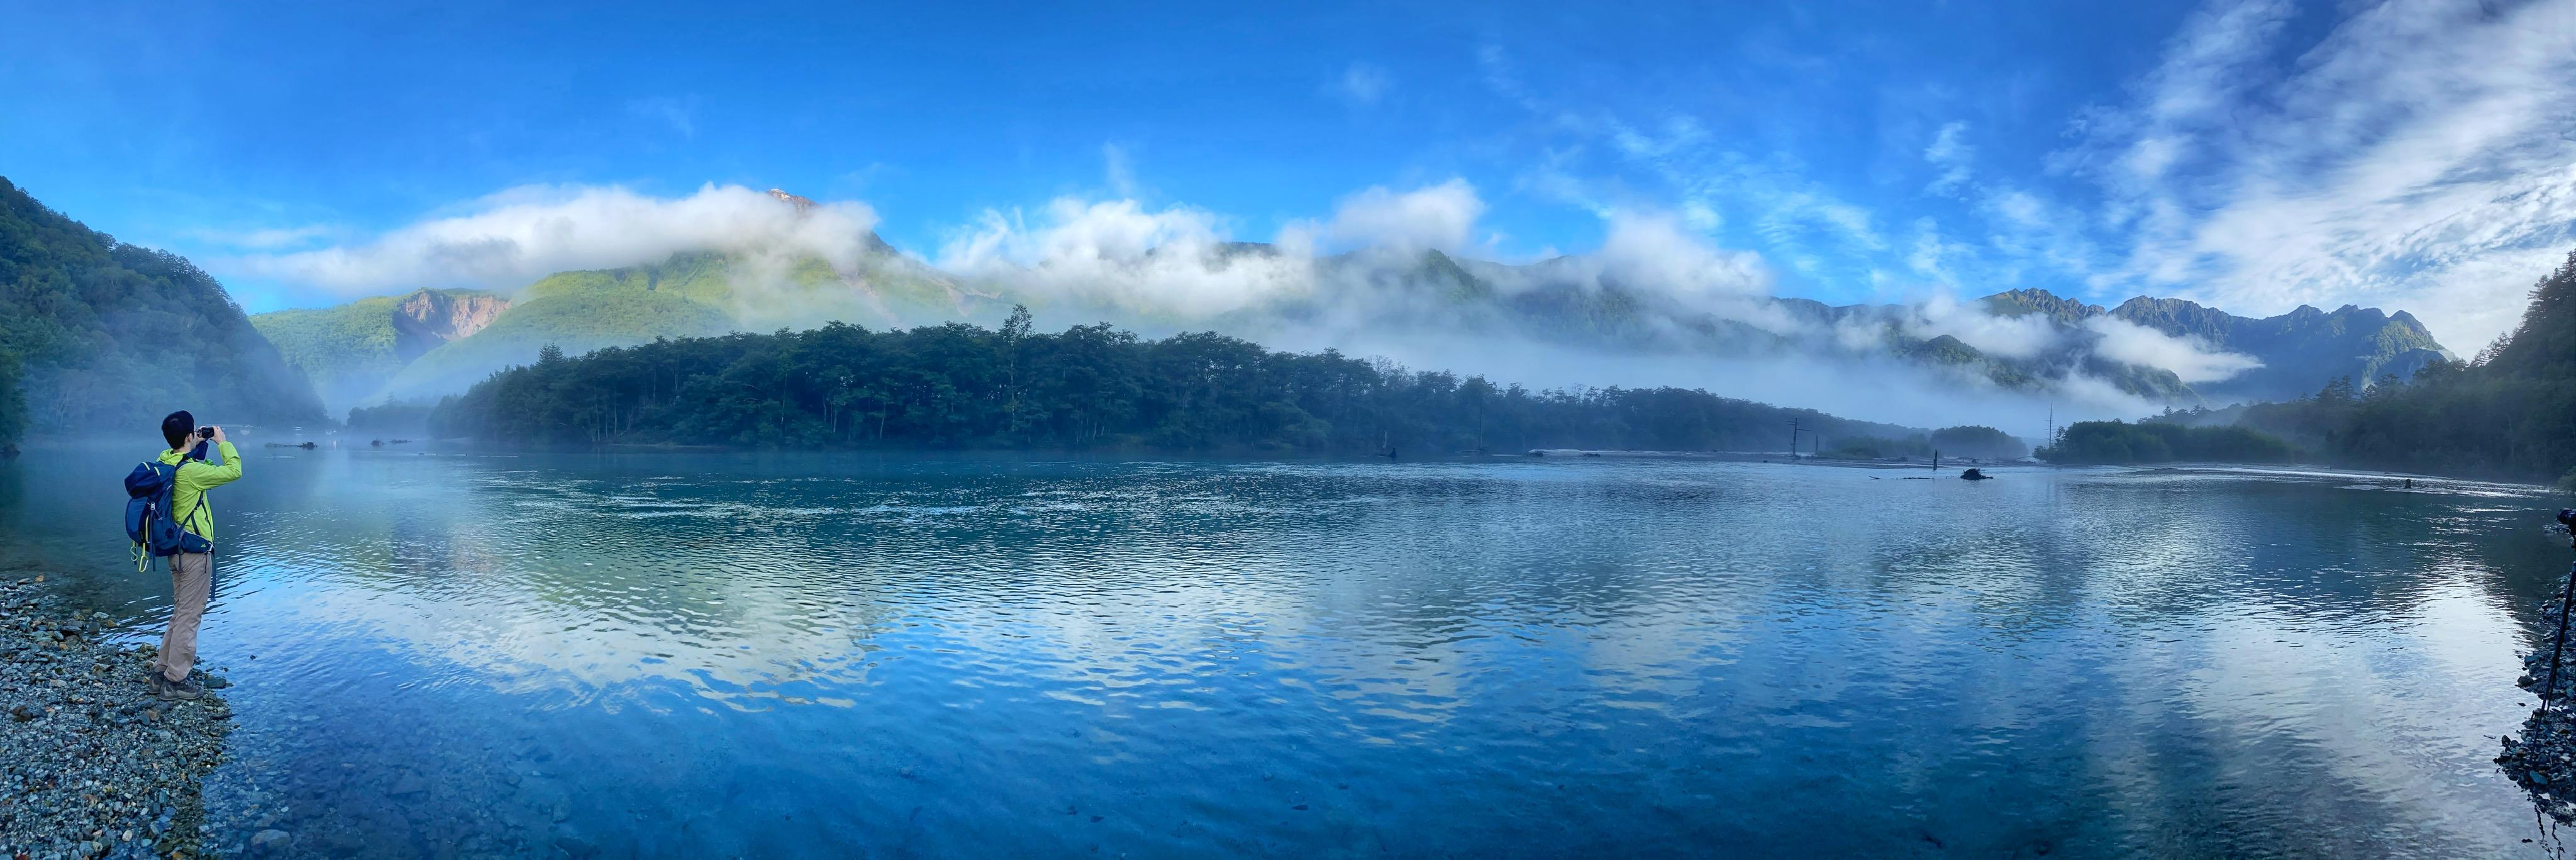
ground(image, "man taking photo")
xmin=151 ymin=410 xmax=240 ymax=701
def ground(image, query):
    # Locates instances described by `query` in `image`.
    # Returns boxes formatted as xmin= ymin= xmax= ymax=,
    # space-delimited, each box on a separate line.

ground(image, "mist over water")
xmin=6 ymin=443 xmax=2565 ymax=856
xmin=1233 ymin=328 xmax=2099 ymax=435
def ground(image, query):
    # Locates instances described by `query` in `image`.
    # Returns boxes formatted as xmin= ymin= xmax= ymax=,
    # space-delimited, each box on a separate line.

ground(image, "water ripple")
xmin=0 ymin=450 xmax=2561 ymax=856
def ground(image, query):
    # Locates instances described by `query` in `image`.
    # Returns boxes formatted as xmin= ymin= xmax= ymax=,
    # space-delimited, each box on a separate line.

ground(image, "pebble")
xmin=0 ymin=578 xmax=231 ymax=859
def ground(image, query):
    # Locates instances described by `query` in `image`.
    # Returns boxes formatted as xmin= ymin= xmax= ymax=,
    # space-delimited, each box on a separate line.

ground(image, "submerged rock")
xmin=250 ymin=828 xmax=292 ymax=854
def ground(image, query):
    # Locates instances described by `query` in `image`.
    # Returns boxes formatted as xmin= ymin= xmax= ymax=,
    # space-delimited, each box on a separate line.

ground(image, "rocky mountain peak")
xmin=391 ymin=289 xmax=511 ymax=361
xmin=766 ymin=188 xmax=817 ymax=212
xmin=1980 ymin=288 xmax=2104 ymax=325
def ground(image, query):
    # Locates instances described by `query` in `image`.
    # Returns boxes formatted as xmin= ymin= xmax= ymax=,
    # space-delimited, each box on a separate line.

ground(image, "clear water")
xmin=6 ymin=443 xmax=2569 ymax=857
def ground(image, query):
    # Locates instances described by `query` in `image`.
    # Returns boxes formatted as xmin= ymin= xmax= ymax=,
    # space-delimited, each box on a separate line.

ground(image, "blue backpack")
xmin=125 ymin=445 xmax=213 ymax=557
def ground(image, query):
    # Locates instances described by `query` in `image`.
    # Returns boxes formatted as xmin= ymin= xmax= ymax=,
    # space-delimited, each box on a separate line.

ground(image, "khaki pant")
xmin=157 ymin=552 xmax=211 ymax=683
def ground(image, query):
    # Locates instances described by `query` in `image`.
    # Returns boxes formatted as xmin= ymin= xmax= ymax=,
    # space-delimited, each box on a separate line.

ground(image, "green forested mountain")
xmin=250 ymin=287 xmax=507 ymax=414
xmin=0 ymin=177 xmax=325 ymax=442
xmin=289 ymin=247 xmax=994 ymax=411
xmin=429 ymin=309 xmax=1923 ymax=452
xmin=2036 ymin=420 xmax=2296 ymax=466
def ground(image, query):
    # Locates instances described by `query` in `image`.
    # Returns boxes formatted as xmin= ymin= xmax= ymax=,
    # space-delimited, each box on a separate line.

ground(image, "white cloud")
xmin=934 ymin=196 xmax=1313 ymax=318
xmin=1589 ymin=210 xmax=1769 ymax=300
xmin=1101 ymin=143 xmax=1140 ymax=198
xmin=1904 ymin=217 xmax=1974 ymax=285
xmin=1897 ymin=293 xmax=2061 ymax=360
xmin=2077 ymin=0 xmax=2576 ymax=349
xmin=2083 ymin=316 xmax=2263 ymax=384
xmin=1924 ymin=121 xmax=1973 ymax=196
xmin=1335 ymin=62 xmax=1391 ymax=106
xmin=1322 ymin=179 xmax=1484 ymax=252
xmin=930 ymin=179 xmax=1494 ymax=321
xmin=227 ymin=183 xmax=880 ymax=296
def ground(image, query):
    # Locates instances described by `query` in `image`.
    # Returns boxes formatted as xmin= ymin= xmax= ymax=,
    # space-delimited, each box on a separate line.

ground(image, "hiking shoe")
xmin=149 ymin=674 xmax=204 ymax=701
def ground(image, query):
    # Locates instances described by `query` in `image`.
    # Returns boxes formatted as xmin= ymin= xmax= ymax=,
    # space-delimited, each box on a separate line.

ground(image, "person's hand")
xmin=206 ymin=426 xmax=226 ymax=444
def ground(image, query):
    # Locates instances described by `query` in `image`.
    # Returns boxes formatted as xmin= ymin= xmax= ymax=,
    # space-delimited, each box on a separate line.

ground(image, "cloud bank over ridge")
xmin=228 ymin=184 xmax=883 ymax=297
xmin=219 ymin=174 xmax=2288 ymax=429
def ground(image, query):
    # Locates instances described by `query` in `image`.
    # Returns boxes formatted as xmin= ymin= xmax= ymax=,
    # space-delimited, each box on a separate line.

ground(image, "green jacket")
xmin=156 ymin=441 xmax=242 ymax=543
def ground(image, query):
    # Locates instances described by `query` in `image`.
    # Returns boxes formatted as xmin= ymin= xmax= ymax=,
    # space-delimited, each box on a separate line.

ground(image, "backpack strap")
xmin=166 ymin=457 xmax=213 ymax=549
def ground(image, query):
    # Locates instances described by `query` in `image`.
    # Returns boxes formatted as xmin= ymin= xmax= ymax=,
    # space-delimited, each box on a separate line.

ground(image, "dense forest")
xmin=426 ymin=308 xmax=1924 ymax=454
xmin=0 ymin=177 xmax=326 ymax=444
xmin=2037 ymin=420 xmax=2296 ymax=466
xmin=2299 ymin=251 xmax=2576 ymax=484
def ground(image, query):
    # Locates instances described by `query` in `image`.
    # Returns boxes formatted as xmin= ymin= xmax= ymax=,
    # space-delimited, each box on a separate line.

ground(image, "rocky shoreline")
xmin=0 ymin=575 xmax=231 ymax=859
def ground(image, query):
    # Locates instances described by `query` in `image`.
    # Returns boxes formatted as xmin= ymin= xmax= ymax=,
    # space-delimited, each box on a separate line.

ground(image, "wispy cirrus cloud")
xmin=1923 ymin=121 xmax=1972 ymax=198
xmin=1333 ymin=62 xmax=1391 ymax=106
xmin=2070 ymin=0 xmax=2576 ymax=349
xmin=626 ymin=95 xmax=699 ymax=138
xmin=1463 ymin=0 xmax=2576 ymax=352
xmin=186 ymin=223 xmax=341 ymax=250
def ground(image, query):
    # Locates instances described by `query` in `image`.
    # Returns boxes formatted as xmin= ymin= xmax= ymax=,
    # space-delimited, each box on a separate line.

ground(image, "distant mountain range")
xmin=255 ymin=218 xmax=2458 ymax=416
xmin=0 ymin=178 xmax=2461 ymax=429
xmin=1984 ymin=289 xmax=2454 ymax=404
xmin=1214 ymin=247 xmax=2453 ymax=407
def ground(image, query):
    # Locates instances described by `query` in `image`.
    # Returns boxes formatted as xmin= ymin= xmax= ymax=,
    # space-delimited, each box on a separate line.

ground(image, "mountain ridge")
xmin=0 ymin=177 xmax=326 ymax=440
xmin=1990 ymin=289 xmax=2452 ymax=402
xmin=248 ymin=196 xmax=2455 ymax=415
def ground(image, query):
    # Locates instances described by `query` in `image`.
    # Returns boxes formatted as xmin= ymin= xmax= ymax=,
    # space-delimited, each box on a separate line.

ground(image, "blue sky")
xmin=7 ymin=0 xmax=2573 ymax=348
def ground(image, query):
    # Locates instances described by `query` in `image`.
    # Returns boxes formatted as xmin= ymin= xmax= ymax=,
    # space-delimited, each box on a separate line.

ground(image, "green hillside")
xmin=0 ymin=177 xmax=325 ymax=441
xmin=381 ymin=288 xmax=735 ymax=403
xmin=250 ymin=288 xmax=504 ymax=415
xmin=367 ymin=247 xmax=998 ymax=406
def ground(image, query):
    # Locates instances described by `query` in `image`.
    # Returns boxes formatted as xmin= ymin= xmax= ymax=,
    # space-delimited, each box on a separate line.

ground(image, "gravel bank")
xmin=0 ymin=574 xmax=231 ymax=859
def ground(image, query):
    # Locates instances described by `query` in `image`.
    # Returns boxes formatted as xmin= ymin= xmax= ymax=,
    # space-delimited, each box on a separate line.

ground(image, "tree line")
xmin=2036 ymin=420 xmax=2296 ymax=466
xmin=423 ymin=308 xmax=1928 ymax=455
xmin=2044 ymin=249 xmax=2576 ymax=484
xmin=1822 ymin=425 xmax=2029 ymax=461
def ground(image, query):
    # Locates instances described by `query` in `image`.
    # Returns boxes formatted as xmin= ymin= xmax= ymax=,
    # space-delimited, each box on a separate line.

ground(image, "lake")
xmin=5 ymin=442 xmax=2568 ymax=857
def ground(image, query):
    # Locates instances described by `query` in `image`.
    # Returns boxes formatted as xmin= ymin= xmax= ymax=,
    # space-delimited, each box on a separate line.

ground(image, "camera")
xmin=197 ymin=425 xmax=218 ymax=439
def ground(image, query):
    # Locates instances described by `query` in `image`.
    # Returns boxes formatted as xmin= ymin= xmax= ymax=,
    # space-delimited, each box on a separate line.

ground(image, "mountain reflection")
xmin=0 ymin=447 xmax=2561 ymax=855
